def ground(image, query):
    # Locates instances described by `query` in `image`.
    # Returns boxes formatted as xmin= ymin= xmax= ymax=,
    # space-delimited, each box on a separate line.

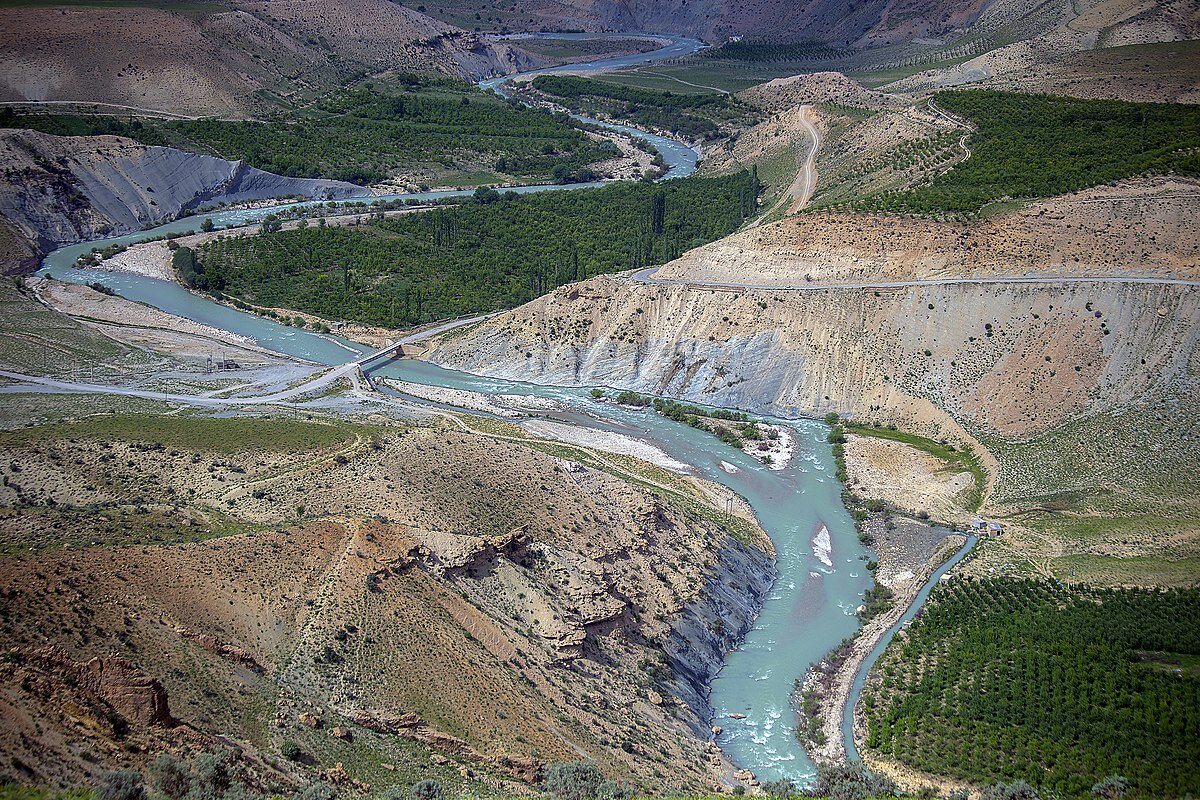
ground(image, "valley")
xmin=1 ymin=2 xmax=1198 ymax=800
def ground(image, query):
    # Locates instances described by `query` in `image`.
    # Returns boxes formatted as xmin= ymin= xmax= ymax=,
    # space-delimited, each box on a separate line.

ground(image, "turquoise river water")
xmin=31 ymin=35 xmax=962 ymax=783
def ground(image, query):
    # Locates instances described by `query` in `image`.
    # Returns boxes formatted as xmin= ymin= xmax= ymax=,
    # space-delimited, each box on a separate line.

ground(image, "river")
xmin=479 ymin=33 xmax=705 ymax=180
xmin=35 ymin=35 xmax=880 ymax=785
xmin=842 ymin=534 xmax=978 ymax=764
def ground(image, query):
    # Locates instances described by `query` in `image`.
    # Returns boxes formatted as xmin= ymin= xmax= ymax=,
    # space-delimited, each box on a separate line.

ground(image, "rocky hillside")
xmin=425 ymin=274 xmax=1198 ymax=441
xmin=0 ymin=0 xmax=539 ymax=118
xmin=662 ymin=180 xmax=1200 ymax=284
xmin=0 ymin=416 xmax=771 ymax=792
xmin=883 ymin=0 xmax=1200 ymax=99
xmin=421 ymin=178 xmax=1200 ymax=503
xmin=0 ymin=129 xmax=367 ymax=268
xmin=419 ymin=0 xmax=993 ymax=47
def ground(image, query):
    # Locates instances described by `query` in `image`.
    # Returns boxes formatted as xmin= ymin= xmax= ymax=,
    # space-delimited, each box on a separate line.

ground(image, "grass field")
xmin=0 ymin=278 xmax=161 ymax=378
xmin=846 ymin=423 xmax=986 ymax=511
xmin=511 ymin=37 xmax=661 ymax=61
xmin=969 ymin=397 xmax=1199 ymax=586
xmin=0 ymin=414 xmax=361 ymax=454
xmin=597 ymin=69 xmax=738 ymax=94
xmin=984 ymin=397 xmax=1199 ymax=514
xmin=0 ymin=392 xmax=179 ymax=429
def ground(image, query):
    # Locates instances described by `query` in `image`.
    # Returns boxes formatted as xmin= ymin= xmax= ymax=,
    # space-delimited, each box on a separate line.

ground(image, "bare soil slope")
xmin=0 ymin=416 xmax=770 ymax=792
xmin=657 ymin=179 xmax=1200 ymax=285
xmin=0 ymin=0 xmax=539 ymax=117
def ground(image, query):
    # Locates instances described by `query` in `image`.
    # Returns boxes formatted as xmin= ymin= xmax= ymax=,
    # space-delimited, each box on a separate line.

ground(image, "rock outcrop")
xmin=665 ymin=538 xmax=775 ymax=738
xmin=0 ymin=128 xmax=368 ymax=264
xmin=0 ymin=425 xmax=775 ymax=789
xmin=18 ymin=646 xmax=173 ymax=727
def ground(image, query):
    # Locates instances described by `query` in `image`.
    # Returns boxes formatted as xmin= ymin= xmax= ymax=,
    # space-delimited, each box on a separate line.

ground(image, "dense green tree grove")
xmin=857 ymin=91 xmax=1200 ymax=214
xmin=529 ymin=75 xmax=757 ymax=140
xmin=864 ymin=578 xmax=1200 ymax=798
xmin=0 ymin=78 xmax=616 ymax=185
xmin=192 ymin=172 xmax=757 ymax=327
xmin=700 ymin=41 xmax=853 ymax=63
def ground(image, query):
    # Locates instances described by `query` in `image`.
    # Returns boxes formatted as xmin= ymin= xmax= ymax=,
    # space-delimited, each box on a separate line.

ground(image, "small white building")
xmin=988 ymin=521 xmax=1004 ymax=536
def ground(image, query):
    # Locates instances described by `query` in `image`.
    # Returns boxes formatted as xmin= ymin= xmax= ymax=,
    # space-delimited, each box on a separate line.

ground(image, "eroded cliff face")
xmin=424 ymin=276 xmax=1200 ymax=452
xmin=665 ymin=538 xmax=774 ymax=741
xmin=0 ymin=129 xmax=367 ymax=261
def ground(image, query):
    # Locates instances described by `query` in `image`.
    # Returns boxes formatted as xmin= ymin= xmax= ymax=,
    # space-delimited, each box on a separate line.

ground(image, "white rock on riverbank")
xmin=521 ymin=419 xmax=691 ymax=474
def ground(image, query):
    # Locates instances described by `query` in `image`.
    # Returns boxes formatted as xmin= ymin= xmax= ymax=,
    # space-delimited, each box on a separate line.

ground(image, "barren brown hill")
xmin=657 ymin=179 xmax=1200 ymax=285
xmin=885 ymin=0 xmax=1200 ymax=101
xmin=416 ymin=0 xmax=992 ymax=46
xmin=0 ymin=415 xmax=770 ymax=792
xmin=0 ymin=0 xmax=539 ymax=117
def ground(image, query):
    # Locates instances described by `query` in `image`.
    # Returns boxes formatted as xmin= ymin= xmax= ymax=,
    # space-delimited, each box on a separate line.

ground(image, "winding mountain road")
xmin=787 ymin=104 xmax=821 ymax=213
xmin=629 ymin=269 xmax=1200 ymax=292
xmin=927 ymin=98 xmax=972 ymax=159
xmin=755 ymin=104 xmax=821 ymax=223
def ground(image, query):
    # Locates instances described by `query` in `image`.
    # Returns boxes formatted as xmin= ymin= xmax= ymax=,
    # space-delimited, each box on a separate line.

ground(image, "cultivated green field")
xmin=865 ymin=578 xmax=1200 ymax=798
xmin=0 ymin=76 xmax=616 ymax=186
xmin=0 ymin=414 xmax=361 ymax=454
xmin=849 ymin=91 xmax=1200 ymax=215
xmin=0 ymin=278 xmax=159 ymax=377
xmin=190 ymin=172 xmax=760 ymax=328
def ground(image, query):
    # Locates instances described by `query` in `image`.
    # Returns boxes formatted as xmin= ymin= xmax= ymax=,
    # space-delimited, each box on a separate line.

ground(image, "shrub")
xmin=297 ymin=782 xmax=337 ymax=800
xmin=981 ymin=781 xmax=1040 ymax=800
xmin=811 ymin=761 xmax=895 ymax=800
xmin=222 ymin=786 xmax=260 ymax=800
xmin=595 ymin=781 xmax=636 ymax=800
xmin=761 ymin=777 xmax=796 ymax=797
xmin=148 ymin=754 xmax=192 ymax=799
xmin=96 ymin=771 xmax=145 ymax=800
xmin=544 ymin=761 xmax=603 ymax=800
xmin=1091 ymin=776 xmax=1129 ymax=799
xmin=280 ymin=740 xmax=304 ymax=762
xmin=410 ymin=779 xmax=443 ymax=800
xmin=191 ymin=751 xmax=231 ymax=798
